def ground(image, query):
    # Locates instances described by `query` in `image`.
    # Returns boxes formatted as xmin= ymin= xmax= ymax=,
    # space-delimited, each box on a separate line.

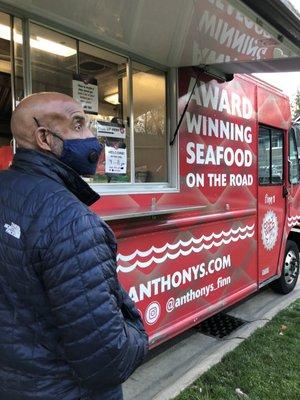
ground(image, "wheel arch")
xmin=287 ymin=230 xmax=300 ymax=251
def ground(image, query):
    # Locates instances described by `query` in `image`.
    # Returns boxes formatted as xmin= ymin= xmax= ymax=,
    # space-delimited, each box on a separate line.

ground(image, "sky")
xmin=253 ymin=0 xmax=300 ymax=106
xmin=287 ymin=0 xmax=300 ymax=12
xmin=253 ymin=72 xmax=300 ymax=101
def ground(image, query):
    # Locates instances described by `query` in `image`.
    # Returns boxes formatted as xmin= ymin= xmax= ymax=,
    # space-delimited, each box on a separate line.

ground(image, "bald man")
xmin=0 ymin=93 xmax=148 ymax=400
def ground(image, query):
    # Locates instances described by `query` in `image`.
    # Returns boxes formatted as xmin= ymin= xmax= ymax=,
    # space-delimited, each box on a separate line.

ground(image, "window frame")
xmin=90 ymin=60 xmax=176 ymax=194
xmin=288 ymin=127 xmax=300 ymax=185
xmin=258 ymin=125 xmax=284 ymax=186
xmin=10 ymin=17 xmax=179 ymax=195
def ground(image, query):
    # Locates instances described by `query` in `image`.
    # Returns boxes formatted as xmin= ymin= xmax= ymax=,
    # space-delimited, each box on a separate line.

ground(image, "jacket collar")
xmin=11 ymin=148 xmax=100 ymax=206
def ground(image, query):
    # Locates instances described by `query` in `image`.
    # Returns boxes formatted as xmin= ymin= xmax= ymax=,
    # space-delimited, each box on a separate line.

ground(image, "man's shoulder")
xmin=0 ymin=167 xmax=89 ymax=220
xmin=1 ymin=166 xmax=61 ymax=194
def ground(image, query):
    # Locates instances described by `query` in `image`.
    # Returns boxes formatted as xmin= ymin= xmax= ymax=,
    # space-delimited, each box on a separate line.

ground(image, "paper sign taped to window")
xmin=97 ymin=121 xmax=126 ymax=139
xmin=105 ymin=147 xmax=127 ymax=174
xmin=72 ymin=75 xmax=98 ymax=115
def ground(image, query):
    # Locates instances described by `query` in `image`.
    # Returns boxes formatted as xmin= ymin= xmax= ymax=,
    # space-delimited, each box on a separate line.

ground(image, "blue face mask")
xmin=54 ymin=135 xmax=103 ymax=176
xmin=33 ymin=118 xmax=103 ymax=176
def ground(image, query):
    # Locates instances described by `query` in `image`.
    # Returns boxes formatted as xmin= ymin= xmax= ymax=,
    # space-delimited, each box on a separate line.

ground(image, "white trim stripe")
xmin=288 ymin=215 xmax=300 ymax=227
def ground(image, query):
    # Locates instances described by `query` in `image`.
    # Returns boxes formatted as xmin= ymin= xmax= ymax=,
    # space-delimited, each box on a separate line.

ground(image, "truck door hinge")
xmin=283 ymin=186 xmax=289 ymax=198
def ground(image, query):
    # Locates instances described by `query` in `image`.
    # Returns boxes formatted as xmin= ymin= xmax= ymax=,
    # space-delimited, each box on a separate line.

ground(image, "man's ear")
xmin=34 ymin=127 xmax=52 ymax=152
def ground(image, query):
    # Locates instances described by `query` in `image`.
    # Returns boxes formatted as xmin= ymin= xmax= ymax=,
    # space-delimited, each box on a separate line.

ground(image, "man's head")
xmin=11 ymin=92 xmax=102 ymax=175
xmin=11 ymin=92 xmax=93 ymax=157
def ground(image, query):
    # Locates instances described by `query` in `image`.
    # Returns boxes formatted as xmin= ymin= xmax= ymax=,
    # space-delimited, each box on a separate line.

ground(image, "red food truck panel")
xmin=91 ymin=68 xmax=294 ymax=347
xmin=117 ymin=214 xmax=257 ymax=345
xmin=0 ymin=146 xmax=13 ymax=170
xmin=257 ymin=85 xmax=291 ymax=130
xmin=178 ymin=67 xmax=257 ymax=209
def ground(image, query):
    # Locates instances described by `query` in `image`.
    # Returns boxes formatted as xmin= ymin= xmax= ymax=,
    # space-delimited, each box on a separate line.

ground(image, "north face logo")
xmin=4 ymin=222 xmax=21 ymax=239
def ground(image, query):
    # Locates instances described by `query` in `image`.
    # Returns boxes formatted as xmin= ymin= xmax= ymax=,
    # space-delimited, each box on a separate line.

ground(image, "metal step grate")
xmin=196 ymin=312 xmax=247 ymax=338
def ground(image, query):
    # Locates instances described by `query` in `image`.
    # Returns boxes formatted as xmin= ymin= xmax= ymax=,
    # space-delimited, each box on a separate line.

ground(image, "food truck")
xmin=92 ymin=69 xmax=300 ymax=347
xmin=0 ymin=0 xmax=299 ymax=349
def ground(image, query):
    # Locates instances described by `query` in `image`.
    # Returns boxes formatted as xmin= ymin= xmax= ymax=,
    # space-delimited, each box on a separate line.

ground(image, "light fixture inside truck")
xmin=0 ymin=23 xmax=76 ymax=57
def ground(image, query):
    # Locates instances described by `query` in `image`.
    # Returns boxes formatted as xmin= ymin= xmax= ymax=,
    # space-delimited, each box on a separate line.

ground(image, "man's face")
xmin=37 ymin=98 xmax=94 ymax=157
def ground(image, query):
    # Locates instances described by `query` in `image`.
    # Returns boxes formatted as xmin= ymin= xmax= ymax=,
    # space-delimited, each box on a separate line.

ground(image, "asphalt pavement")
xmin=123 ymin=281 xmax=300 ymax=400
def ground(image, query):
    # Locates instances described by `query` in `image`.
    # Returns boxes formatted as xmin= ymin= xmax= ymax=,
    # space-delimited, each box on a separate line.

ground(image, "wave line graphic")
xmin=117 ymin=225 xmax=255 ymax=273
xmin=117 ymin=225 xmax=255 ymax=263
xmin=288 ymin=215 xmax=300 ymax=227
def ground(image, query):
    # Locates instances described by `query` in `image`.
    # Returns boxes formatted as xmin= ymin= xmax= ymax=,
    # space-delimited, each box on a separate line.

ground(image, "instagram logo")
xmin=145 ymin=301 xmax=161 ymax=325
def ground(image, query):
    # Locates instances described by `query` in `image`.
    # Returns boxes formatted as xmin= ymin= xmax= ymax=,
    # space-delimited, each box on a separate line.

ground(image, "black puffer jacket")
xmin=0 ymin=148 xmax=148 ymax=400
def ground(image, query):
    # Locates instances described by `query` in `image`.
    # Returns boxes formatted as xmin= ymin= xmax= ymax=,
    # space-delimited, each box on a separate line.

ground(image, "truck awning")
xmin=1 ymin=0 xmax=300 ymax=72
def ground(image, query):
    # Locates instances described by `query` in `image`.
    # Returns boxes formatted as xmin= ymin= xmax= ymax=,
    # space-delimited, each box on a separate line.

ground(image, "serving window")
xmin=28 ymin=24 xmax=169 ymax=189
xmin=133 ymin=62 xmax=167 ymax=183
xmin=78 ymin=42 xmax=130 ymax=184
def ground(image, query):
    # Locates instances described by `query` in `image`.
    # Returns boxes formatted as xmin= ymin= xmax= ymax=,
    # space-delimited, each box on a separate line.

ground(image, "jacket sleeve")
xmin=39 ymin=210 xmax=148 ymax=389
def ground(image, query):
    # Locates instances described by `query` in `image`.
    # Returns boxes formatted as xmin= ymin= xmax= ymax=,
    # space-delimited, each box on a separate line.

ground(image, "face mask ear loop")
xmin=33 ymin=117 xmax=64 ymax=142
xmin=48 ymin=131 xmax=64 ymax=142
xmin=33 ymin=117 xmax=40 ymax=127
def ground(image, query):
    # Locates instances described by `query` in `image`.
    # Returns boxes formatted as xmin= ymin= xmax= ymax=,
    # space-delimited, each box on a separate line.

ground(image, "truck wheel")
xmin=271 ymin=240 xmax=299 ymax=294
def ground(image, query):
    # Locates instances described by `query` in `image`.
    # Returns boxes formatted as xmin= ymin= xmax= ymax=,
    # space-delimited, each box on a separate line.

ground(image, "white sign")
xmin=105 ymin=147 xmax=127 ymax=174
xmin=72 ymin=78 xmax=98 ymax=114
xmin=261 ymin=210 xmax=278 ymax=251
xmin=97 ymin=122 xmax=126 ymax=139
